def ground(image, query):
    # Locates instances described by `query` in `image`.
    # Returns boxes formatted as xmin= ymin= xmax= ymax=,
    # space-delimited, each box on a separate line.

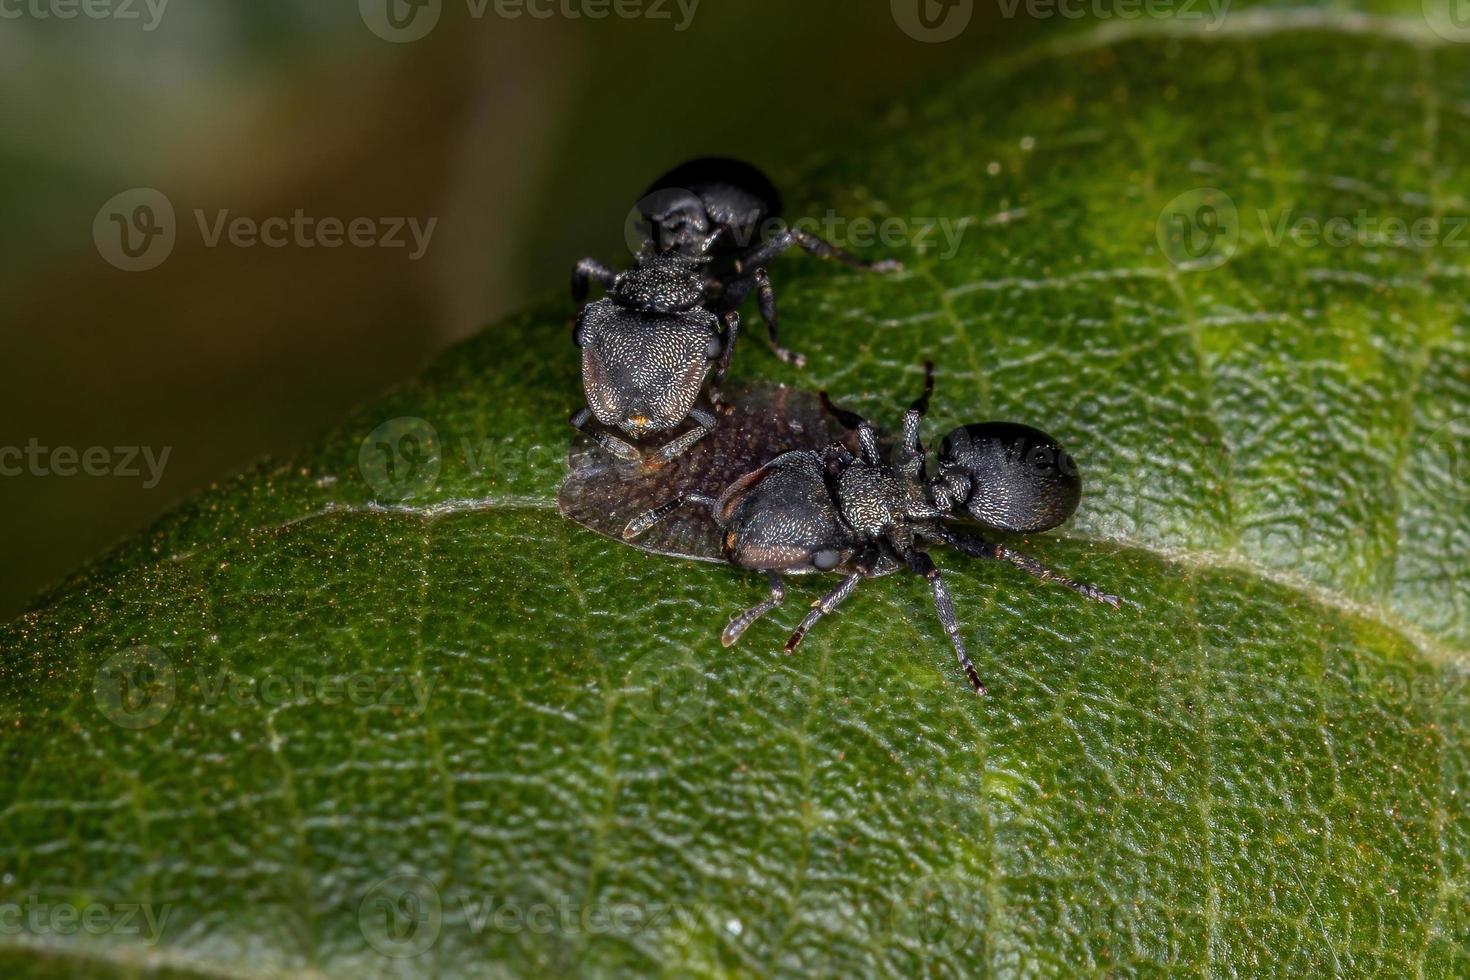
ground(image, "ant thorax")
xmin=926 ymin=465 xmax=972 ymax=514
xmin=612 ymin=255 xmax=708 ymax=313
xmin=833 ymin=464 xmax=913 ymax=537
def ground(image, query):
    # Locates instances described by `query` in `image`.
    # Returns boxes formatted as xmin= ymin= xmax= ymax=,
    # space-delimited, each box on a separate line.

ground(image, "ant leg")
xmin=650 ymin=407 xmax=719 ymax=463
xmin=819 ymin=440 xmax=856 ymax=468
xmin=785 ymin=545 xmax=878 ymax=653
xmin=713 ymin=311 xmax=740 ymax=381
xmin=855 ymin=424 xmax=882 ymax=465
xmin=785 ymin=574 xmax=863 ymax=654
xmin=899 ymin=361 xmax=936 ymax=463
xmin=723 ymin=572 xmax=785 ymax=647
xmin=571 ymin=258 xmax=619 ymax=302
xmin=622 ymin=493 xmax=717 ymax=541
xmin=819 ymin=392 xmax=881 ymax=464
xmin=901 ymin=547 xmax=987 ymax=696
xmin=752 ymin=268 xmax=806 ymax=367
xmin=740 ymin=227 xmax=903 ymax=274
xmin=570 ymin=407 xmax=642 ymax=464
xmin=708 ymin=311 xmax=740 ymax=416
xmin=820 ymin=440 xmax=857 ymax=497
xmin=927 ymin=525 xmax=1121 ymax=609
xmin=996 ymin=545 xmax=1122 ymax=608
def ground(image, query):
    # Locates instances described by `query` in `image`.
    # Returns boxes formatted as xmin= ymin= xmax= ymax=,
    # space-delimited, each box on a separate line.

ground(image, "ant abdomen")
xmin=938 ymin=422 xmax=1082 ymax=533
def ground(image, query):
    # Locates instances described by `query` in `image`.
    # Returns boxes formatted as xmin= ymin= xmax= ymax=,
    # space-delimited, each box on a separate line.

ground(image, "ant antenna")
xmin=819 ymin=391 xmax=866 ymax=431
xmin=911 ymin=361 xmax=935 ymax=416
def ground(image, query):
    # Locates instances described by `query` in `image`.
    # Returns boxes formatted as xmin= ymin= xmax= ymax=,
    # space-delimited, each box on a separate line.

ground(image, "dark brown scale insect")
xmin=562 ymin=369 xmax=1121 ymax=695
xmin=559 ymin=381 xmax=864 ymax=563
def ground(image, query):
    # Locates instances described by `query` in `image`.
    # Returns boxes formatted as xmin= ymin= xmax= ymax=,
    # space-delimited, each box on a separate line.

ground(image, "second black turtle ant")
xmin=567 ymin=158 xmax=901 ymax=465
xmin=622 ymin=365 xmax=1121 ymax=695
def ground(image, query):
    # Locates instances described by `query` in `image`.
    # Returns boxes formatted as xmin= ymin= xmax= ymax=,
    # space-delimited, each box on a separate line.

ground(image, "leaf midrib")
xmin=140 ymin=491 xmax=1470 ymax=675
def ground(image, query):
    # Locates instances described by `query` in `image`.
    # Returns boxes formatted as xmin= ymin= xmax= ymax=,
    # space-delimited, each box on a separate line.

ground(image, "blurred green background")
xmin=0 ymin=0 xmax=1035 ymax=615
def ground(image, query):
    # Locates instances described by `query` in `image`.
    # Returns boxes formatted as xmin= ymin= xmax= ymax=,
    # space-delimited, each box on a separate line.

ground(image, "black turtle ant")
xmin=568 ymin=157 xmax=901 ymax=465
xmin=622 ymin=365 xmax=1120 ymax=695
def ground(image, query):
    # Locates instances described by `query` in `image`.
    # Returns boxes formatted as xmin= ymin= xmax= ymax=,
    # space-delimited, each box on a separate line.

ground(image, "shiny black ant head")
xmin=933 ymin=422 xmax=1082 ymax=533
xmin=714 ymin=451 xmax=852 ymax=572
xmin=639 ymin=157 xmax=782 ymax=258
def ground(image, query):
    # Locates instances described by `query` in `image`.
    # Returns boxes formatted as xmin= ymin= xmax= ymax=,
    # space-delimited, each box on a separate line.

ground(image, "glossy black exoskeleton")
xmin=569 ymin=249 xmax=737 ymax=466
xmin=568 ymin=157 xmax=900 ymax=466
xmin=620 ymin=366 xmax=1120 ymax=695
xmin=634 ymin=157 xmax=785 ymax=263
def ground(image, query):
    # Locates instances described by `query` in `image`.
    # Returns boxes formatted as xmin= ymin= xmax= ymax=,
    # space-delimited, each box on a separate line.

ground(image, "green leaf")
xmin=5 ymin=13 xmax=1470 ymax=977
